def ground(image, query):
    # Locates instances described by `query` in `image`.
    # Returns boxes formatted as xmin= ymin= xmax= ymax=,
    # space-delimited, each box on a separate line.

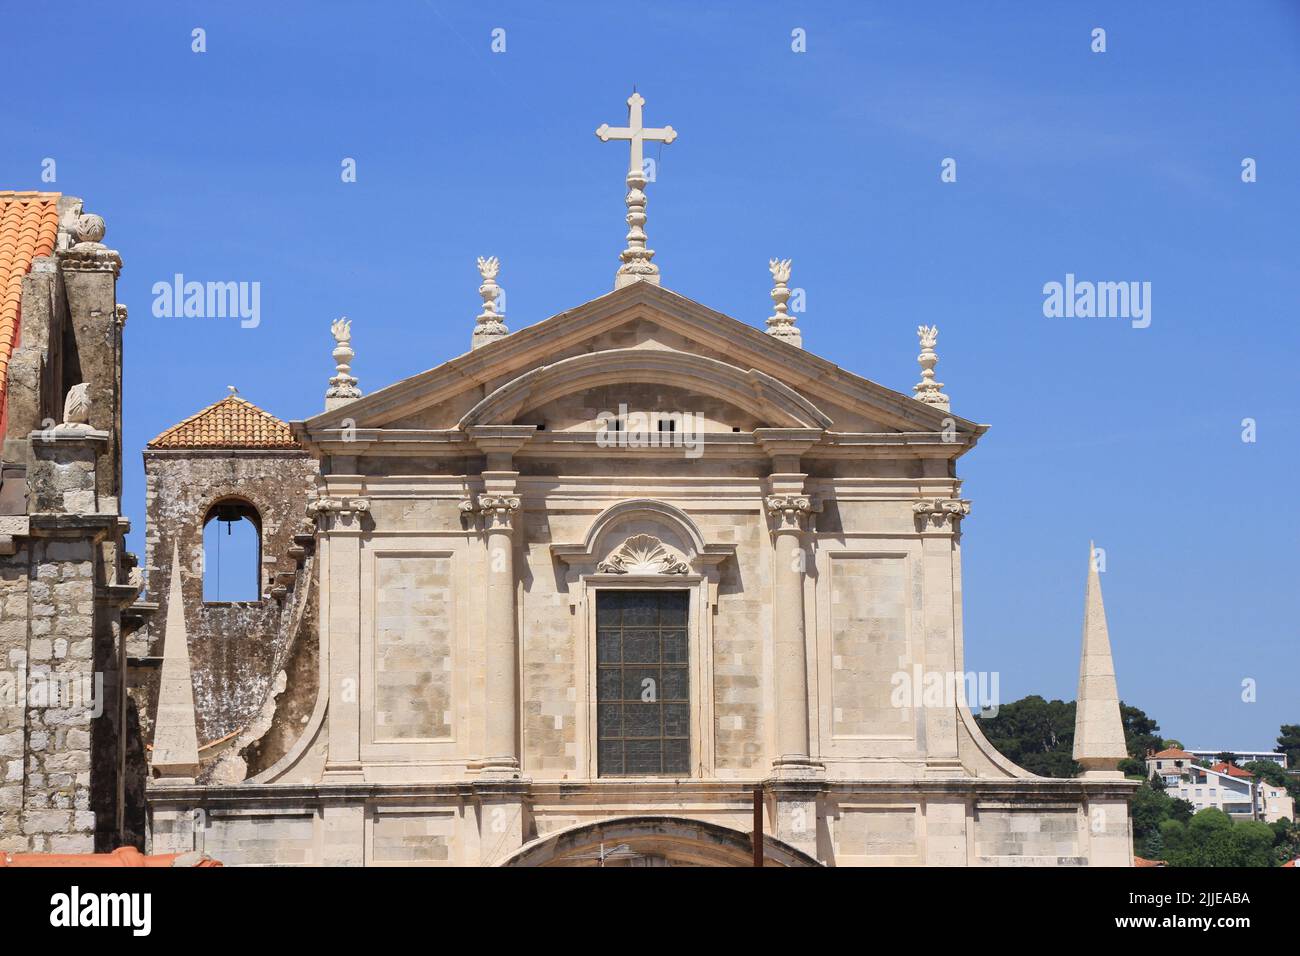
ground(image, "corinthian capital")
xmin=912 ymin=498 xmax=970 ymax=530
xmin=462 ymin=493 xmax=522 ymax=530
xmin=307 ymin=495 xmax=370 ymax=529
xmin=765 ymin=493 xmax=819 ymax=531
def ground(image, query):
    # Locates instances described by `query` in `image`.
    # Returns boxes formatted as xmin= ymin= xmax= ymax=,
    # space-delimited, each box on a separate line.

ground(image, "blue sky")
xmin=3 ymin=1 xmax=1297 ymax=752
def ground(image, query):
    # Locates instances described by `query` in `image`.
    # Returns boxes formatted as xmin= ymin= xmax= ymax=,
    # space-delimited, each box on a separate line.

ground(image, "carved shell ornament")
xmin=597 ymin=534 xmax=691 ymax=575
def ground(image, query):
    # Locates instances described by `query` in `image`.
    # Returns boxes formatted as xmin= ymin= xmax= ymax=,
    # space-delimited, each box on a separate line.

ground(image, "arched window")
xmin=202 ymin=499 xmax=262 ymax=602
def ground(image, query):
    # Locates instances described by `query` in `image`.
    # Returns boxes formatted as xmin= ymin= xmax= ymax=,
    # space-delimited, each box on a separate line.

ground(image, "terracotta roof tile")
xmin=148 ymin=393 xmax=299 ymax=449
xmin=1149 ymin=748 xmax=1196 ymax=760
xmin=1210 ymin=761 xmax=1255 ymax=779
xmin=0 ymin=191 xmax=60 ymax=429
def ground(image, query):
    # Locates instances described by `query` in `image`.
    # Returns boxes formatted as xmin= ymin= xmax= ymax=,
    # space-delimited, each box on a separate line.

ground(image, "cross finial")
xmin=596 ymin=91 xmax=677 ymax=289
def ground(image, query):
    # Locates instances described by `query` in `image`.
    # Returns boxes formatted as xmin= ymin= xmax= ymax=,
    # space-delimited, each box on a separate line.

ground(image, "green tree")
xmin=1269 ymin=819 xmax=1300 ymax=865
xmin=1276 ymin=724 xmax=1300 ymax=769
xmin=979 ymin=697 xmax=1166 ymax=779
xmin=1244 ymin=759 xmax=1300 ymax=811
xmin=1163 ymin=809 xmax=1277 ymax=867
xmin=976 ymin=695 xmax=1079 ymax=777
xmin=1121 ymin=704 xmax=1164 ymax=761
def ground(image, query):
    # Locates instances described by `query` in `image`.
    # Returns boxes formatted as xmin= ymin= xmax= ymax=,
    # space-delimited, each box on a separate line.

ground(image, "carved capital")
xmin=912 ymin=498 xmax=970 ymax=530
xmin=462 ymin=493 xmax=522 ymax=531
xmin=307 ymin=496 xmax=370 ymax=529
xmin=764 ymin=494 xmax=819 ymax=532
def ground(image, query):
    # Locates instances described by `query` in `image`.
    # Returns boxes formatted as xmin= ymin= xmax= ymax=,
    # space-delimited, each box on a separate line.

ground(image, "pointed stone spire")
xmin=1072 ymin=542 xmax=1129 ymax=778
xmin=471 ymin=256 xmax=509 ymax=349
xmin=151 ymin=544 xmax=200 ymax=783
xmin=325 ymin=317 xmax=361 ymax=411
xmin=765 ymin=258 xmax=802 ymax=348
xmin=912 ymin=325 xmax=950 ymax=410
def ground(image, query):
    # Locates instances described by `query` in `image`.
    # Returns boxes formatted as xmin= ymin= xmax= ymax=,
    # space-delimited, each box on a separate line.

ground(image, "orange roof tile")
xmin=1133 ymin=856 xmax=1165 ymax=867
xmin=1 ymin=846 xmax=221 ymax=867
xmin=1149 ymin=748 xmax=1196 ymax=760
xmin=148 ymin=392 xmax=299 ymax=449
xmin=0 ymin=191 xmax=60 ymax=431
xmin=1210 ymin=761 xmax=1255 ymax=779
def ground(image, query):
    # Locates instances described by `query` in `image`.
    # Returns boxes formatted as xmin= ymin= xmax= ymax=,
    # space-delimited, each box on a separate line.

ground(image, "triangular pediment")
xmin=300 ymin=282 xmax=983 ymax=442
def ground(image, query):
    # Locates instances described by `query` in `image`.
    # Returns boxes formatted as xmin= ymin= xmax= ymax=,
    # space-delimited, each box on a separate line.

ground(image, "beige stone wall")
xmin=974 ymin=806 xmax=1083 ymax=865
xmin=299 ymin=456 xmax=984 ymax=783
xmin=374 ymin=554 xmax=453 ymax=740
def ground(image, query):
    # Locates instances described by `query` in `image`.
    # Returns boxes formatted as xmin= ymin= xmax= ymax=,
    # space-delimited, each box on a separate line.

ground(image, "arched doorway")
xmin=500 ymin=816 xmax=822 ymax=867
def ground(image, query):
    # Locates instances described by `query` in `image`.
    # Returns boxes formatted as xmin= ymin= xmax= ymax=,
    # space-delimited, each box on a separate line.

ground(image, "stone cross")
xmin=596 ymin=92 xmax=677 ymax=289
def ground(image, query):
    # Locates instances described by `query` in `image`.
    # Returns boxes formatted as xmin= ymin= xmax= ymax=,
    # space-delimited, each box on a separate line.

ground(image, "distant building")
xmin=1145 ymin=750 xmax=1294 ymax=823
xmin=1147 ymin=747 xmax=1197 ymax=784
xmin=1257 ymin=776 xmax=1295 ymax=825
xmin=1187 ymin=749 xmax=1288 ymax=770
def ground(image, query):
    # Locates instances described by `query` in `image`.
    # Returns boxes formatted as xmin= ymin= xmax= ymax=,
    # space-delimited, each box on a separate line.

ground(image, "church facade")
xmin=140 ymin=94 xmax=1136 ymax=866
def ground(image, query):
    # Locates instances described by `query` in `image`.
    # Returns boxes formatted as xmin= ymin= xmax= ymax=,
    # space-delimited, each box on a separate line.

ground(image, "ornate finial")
xmin=765 ymin=258 xmax=801 ymax=348
xmin=912 ymin=324 xmax=949 ymax=410
xmin=71 ymin=213 xmax=106 ymax=247
xmin=472 ymin=256 xmax=509 ymax=350
xmin=596 ymin=91 xmax=677 ymax=289
xmin=57 ymin=207 xmax=120 ymax=277
xmin=325 ymin=317 xmax=361 ymax=408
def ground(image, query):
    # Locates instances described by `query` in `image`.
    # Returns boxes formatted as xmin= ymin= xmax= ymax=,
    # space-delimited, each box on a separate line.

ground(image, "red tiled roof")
xmin=148 ymin=393 xmax=298 ymax=449
xmin=1133 ymin=856 xmax=1165 ymax=867
xmin=0 ymin=191 xmax=60 ymax=432
xmin=1149 ymin=748 xmax=1196 ymax=760
xmin=1210 ymin=761 xmax=1255 ymax=779
xmin=1 ymin=846 xmax=220 ymax=867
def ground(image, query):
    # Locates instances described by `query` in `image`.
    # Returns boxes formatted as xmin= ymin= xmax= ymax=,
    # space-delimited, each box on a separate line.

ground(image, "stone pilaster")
xmin=913 ymin=497 xmax=970 ymax=776
xmin=474 ymin=779 xmax=529 ymax=865
xmin=477 ymin=485 xmax=522 ymax=776
xmin=465 ymin=426 xmax=533 ymax=779
xmin=756 ymin=428 xmax=823 ymax=779
xmin=764 ymin=487 xmax=819 ymax=775
xmin=310 ymin=486 xmax=370 ymax=781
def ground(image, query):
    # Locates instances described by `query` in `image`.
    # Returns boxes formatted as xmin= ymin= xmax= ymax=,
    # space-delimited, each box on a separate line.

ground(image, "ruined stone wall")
xmin=140 ymin=449 xmax=318 ymax=745
xmin=0 ymin=200 xmax=140 ymax=853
